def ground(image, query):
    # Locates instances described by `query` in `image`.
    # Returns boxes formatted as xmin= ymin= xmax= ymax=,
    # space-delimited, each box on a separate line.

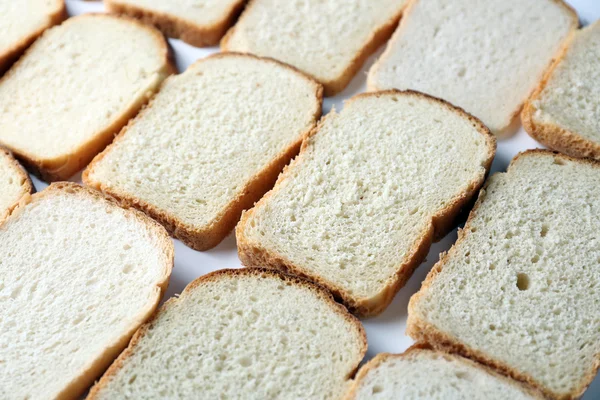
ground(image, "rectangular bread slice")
xmin=221 ymin=0 xmax=408 ymax=96
xmin=0 ymin=0 xmax=66 ymax=72
xmin=368 ymin=0 xmax=578 ymax=137
xmin=0 ymin=147 xmax=32 ymax=219
xmin=346 ymin=346 xmax=541 ymax=399
xmin=105 ymin=0 xmax=246 ymax=47
xmin=408 ymin=150 xmax=600 ymax=399
xmin=88 ymin=268 xmax=366 ymax=399
xmin=236 ymin=90 xmax=495 ymax=317
xmin=84 ymin=53 xmax=322 ymax=251
xmin=522 ymin=20 xmax=600 ymax=160
xmin=0 ymin=14 xmax=173 ymax=182
xmin=0 ymin=182 xmax=173 ymax=400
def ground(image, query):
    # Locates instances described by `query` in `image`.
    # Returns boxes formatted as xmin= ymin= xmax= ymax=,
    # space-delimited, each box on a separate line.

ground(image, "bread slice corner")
xmin=0 ymin=147 xmax=33 ymax=220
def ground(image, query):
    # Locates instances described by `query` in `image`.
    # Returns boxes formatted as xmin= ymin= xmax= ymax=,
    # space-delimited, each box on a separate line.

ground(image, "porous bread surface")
xmin=0 ymin=149 xmax=31 ymax=217
xmin=238 ymin=91 xmax=494 ymax=315
xmin=348 ymin=349 xmax=538 ymax=400
xmin=89 ymin=269 xmax=366 ymax=400
xmin=0 ymin=14 xmax=171 ymax=177
xmin=0 ymin=183 xmax=173 ymax=399
xmin=85 ymin=53 xmax=321 ymax=249
xmin=222 ymin=0 xmax=407 ymax=94
xmin=408 ymin=151 xmax=600 ymax=399
xmin=524 ymin=21 xmax=600 ymax=157
xmin=368 ymin=0 xmax=577 ymax=135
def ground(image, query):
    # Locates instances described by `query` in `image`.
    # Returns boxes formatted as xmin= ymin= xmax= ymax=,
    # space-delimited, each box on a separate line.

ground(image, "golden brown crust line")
xmin=87 ymin=267 xmax=367 ymax=398
xmin=0 ymin=146 xmax=33 ymax=222
xmin=236 ymin=89 xmax=495 ymax=317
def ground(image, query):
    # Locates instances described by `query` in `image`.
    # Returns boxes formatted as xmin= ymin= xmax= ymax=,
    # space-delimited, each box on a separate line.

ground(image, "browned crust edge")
xmin=0 ymin=182 xmax=174 ymax=400
xmin=87 ymin=267 xmax=367 ymax=398
xmin=522 ymin=21 xmax=600 ymax=160
xmin=0 ymin=146 xmax=33 ymax=221
xmin=83 ymin=52 xmax=323 ymax=251
xmin=0 ymin=0 xmax=67 ymax=74
xmin=235 ymin=89 xmax=496 ymax=318
xmin=344 ymin=345 xmax=544 ymax=399
xmin=407 ymin=149 xmax=600 ymax=400
xmin=105 ymin=0 xmax=246 ymax=47
xmin=0 ymin=13 xmax=175 ymax=183
xmin=368 ymin=0 xmax=579 ymax=138
xmin=220 ymin=0 xmax=407 ymax=96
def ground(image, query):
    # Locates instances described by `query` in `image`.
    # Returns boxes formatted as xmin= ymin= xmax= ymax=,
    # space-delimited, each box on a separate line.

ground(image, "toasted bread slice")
xmin=88 ymin=268 xmax=366 ymax=399
xmin=0 ymin=147 xmax=32 ymax=218
xmin=408 ymin=151 xmax=600 ymax=399
xmin=105 ymin=0 xmax=245 ymax=47
xmin=0 ymin=14 xmax=173 ymax=182
xmin=0 ymin=182 xmax=173 ymax=400
xmin=236 ymin=90 xmax=495 ymax=317
xmin=368 ymin=0 xmax=578 ymax=136
xmin=346 ymin=346 xmax=541 ymax=399
xmin=0 ymin=0 xmax=66 ymax=72
xmin=523 ymin=21 xmax=600 ymax=159
xmin=84 ymin=53 xmax=322 ymax=251
xmin=221 ymin=0 xmax=408 ymax=95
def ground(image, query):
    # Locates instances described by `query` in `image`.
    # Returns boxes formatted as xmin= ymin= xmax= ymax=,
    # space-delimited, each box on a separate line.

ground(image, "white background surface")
xmin=31 ymin=1 xmax=600 ymax=397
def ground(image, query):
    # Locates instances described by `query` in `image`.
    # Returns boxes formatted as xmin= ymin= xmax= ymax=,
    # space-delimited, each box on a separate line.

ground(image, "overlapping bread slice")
xmin=523 ymin=20 xmax=600 ymax=160
xmin=221 ymin=0 xmax=408 ymax=95
xmin=0 ymin=0 xmax=66 ymax=72
xmin=0 ymin=147 xmax=32 ymax=218
xmin=408 ymin=151 xmax=600 ymax=399
xmin=105 ymin=0 xmax=246 ymax=46
xmin=236 ymin=90 xmax=495 ymax=317
xmin=0 ymin=14 xmax=173 ymax=182
xmin=368 ymin=0 xmax=578 ymax=136
xmin=346 ymin=346 xmax=541 ymax=399
xmin=84 ymin=53 xmax=322 ymax=251
xmin=0 ymin=183 xmax=173 ymax=400
xmin=88 ymin=268 xmax=366 ymax=399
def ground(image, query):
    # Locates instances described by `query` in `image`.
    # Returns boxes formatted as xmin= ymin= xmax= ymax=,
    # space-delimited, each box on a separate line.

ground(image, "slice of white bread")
xmin=106 ymin=0 xmax=246 ymax=47
xmin=523 ymin=21 xmax=600 ymax=160
xmin=0 ymin=182 xmax=173 ymax=399
xmin=236 ymin=90 xmax=495 ymax=317
xmin=221 ymin=0 xmax=408 ymax=96
xmin=88 ymin=268 xmax=367 ymax=399
xmin=84 ymin=53 xmax=322 ymax=251
xmin=0 ymin=147 xmax=32 ymax=219
xmin=345 ymin=346 xmax=541 ymax=399
xmin=0 ymin=0 xmax=66 ymax=72
xmin=408 ymin=150 xmax=600 ymax=399
xmin=368 ymin=0 xmax=578 ymax=137
xmin=0 ymin=14 xmax=173 ymax=182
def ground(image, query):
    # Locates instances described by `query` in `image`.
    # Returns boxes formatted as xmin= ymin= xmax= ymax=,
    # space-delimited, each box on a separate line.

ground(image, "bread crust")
xmin=0 ymin=182 xmax=174 ymax=400
xmin=87 ymin=267 xmax=367 ymax=398
xmin=84 ymin=52 xmax=323 ymax=251
xmin=0 ymin=0 xmax=66 ymax=74
xmin=220 ymin=0 xmax=407 ymax=96
xmin=236 ymin=89 xmax=496 ymax=317
xmin=105 ymin=0 xmax=246 ymax=47
xmin=0 ymin=146 xmax=33 ymax=220
xmin=368 ymin=0 xmax=579 ymax=137
xmin=522 ymin=21 xmax=600 ymax=160
xmin=0 ymin=13 xmax=175 ymax=182
xmin=407 ymin=149 xmax=600 ymax=400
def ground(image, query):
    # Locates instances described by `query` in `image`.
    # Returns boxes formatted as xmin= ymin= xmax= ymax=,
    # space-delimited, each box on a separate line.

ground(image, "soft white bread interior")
xmin=237 ymin=90 xmax=495 ymax=317
xmin=221 ymin=0 xmax=408 ymax=95
xmin=84 ymin=53 xmax=322 ymax=251
xmin=0 ymin=183 xmax=173 ymax=399
xmin=368 ymin=0 xmax=578 ymax=136
xmin=0 ymin=147 xmax=32 ymax=218
xmin=408 ymin=151 xmax=600 ymax=400
xmin=523 ymin=20 xmax=600 ymax=159
xmin=0 ymin=14 xmax=173 ymax=182
xmin=346 ymin=347 xmax=541 ymax=400
xmin=88 ymin=268 xmax=367 ymax=400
